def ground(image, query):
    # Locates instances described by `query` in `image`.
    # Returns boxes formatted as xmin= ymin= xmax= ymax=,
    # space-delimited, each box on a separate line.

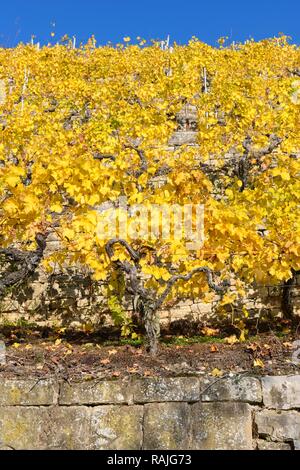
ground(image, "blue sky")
xmin=0 ymin=0 xmax=299 ymax=47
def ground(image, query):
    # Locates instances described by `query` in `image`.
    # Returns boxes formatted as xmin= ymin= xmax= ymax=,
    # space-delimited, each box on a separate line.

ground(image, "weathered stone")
xmin=90 ymin=405 xmax=143 ymax=450
xmin=176 ymin=300 xmax=194 ymax=308
xmin=255 ymin=410 xmax=300 ymax=442
xmin=168 ymin=131 xmax=198 ymax=146
xmin=191 ymin=302 xmax=212 ymax=314
xmin=174 ymin=306 xmax=193 ymax=316
xmin=0 ymin=407 xmax=46 ymax=449
xmin=133 ymin=377 xmax=200 ymax=403
xmin=262 ymin=375 xmax=300 ymax=409
xmin=143 ymin=402 xmax=190 ymax=450
xmin=201 ymin=375 xmax=262 ymax=403
xmin=294 ymin=440 xmax=300 ymax=450
xmin=0 ymin=379 xmax=58 ymax=406
xmin=60 ymin=379 xmax=132 ymax=405
xmin=176 ymin=104 xmax=198 ymax=119
xmin=46 ymin=406 xmax=90 ymax=450
xmin=76 ymin=298 xmax=90 ymax=308
xmin=256 ymin=439 xmax=291 ymax=450
xmin=0 ymin=406 xmax=91 ymax=450
xmin=158 ymin=310 xmax=170 ymax=323
xmin=0 ymin=404 xmax=143 ymax=450
xmin=191 ymin=402 xmax=253 ymax=450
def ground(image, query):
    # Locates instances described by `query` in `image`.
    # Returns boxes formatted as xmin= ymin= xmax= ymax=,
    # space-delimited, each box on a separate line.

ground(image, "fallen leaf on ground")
xmin=12 ymin=342 xmax=21 ymax=349
xmin=253 ymin=358 xmax=264 ymax=368
xmin=64 ymin=350 xmax=72 ymax=356
xmin=108 ymin=349 xmax=118 ymax=355
xmin=247 ymin=343 xmax=258 ymax=352
xmin=224 ymin=335 xmax=239 ymax=345
xmin=112 ymin=371 xmax=120 ymax=377
xmin=211 ymin=367 xmax=223 ymax=377
xmin=100 ymin=358 xmax=110 ymax=365
xmin=210 ymin=345 xmax=219 ymax=353
xmin=202 ymin=327 xmax=220 ymax=337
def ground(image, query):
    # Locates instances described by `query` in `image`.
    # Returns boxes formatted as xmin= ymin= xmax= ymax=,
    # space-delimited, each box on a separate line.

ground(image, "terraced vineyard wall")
xmin=0 ymin=374 xmax=299 ymax=450
xmin=0 ymin=108 xmax=300 ymax=328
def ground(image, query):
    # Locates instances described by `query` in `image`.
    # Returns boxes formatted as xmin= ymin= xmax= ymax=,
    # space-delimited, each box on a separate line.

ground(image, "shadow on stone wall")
xmin=0 ymin=270 xmax=109 ymax=328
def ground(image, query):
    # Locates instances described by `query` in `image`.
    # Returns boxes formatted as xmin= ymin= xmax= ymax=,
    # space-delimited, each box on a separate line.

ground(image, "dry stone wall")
xmin=1 ymin=230 xmax=300 ymax=329
xmin=0 ymin=374 xmax=299 ymax=450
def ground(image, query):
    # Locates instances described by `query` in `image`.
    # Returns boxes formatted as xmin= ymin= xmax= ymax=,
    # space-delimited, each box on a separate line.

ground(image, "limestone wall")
xmin=0 ymin=374 xmax=299 ymax=450
xmin=0 ymin=234 xmax=299 ymax=328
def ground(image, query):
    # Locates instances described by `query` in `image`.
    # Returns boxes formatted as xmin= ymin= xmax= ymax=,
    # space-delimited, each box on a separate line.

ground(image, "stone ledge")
xmin=0 ymin=406 xmax=90 ymax=449
xmin=201 ymin=375 xmax=262 ymax=403
xmin=143 ymin=402 xmax=190 ymax=450
xmin=262 ymin=375 xmax=300 ymax=409
xmin=0 ymin=405 xmax=143 ymax=450
xmin=90 ymin=405 xmax=143 ymax=450
xmin=256 ymin=439 xmax=292 ymax=450
xmin=0 ymin=379 xmax=58 ymax=406
xmin=168 ymin=131 xmax=198 ymax=146
xmin=59 ymin=379 xmax=133 ymax=405
xmin=132 ymin=377 xmax=203 ymax=403
xmin=255 ymin=409 xmax=300 ymax=443
xmin=190 ymin=402 xmax=253 ymax=450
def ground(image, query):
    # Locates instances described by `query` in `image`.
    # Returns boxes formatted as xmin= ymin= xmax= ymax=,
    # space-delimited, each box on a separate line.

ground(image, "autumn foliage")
xmin=0 ymin=36 xmax=299 ymax=353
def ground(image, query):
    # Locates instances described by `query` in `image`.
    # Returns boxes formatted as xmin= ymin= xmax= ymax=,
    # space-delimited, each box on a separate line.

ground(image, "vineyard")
xmin=0 ymin=36 xmax=300 ymax=354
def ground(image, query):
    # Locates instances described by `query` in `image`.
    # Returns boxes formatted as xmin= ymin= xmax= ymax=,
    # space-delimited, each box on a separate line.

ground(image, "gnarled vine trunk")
xmin=105 ymin=238 xmax=228 ymax=356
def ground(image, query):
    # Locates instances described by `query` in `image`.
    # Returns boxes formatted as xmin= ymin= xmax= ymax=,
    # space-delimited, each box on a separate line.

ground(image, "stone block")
xmin=255 ymin=409 xmax=300 ymax=442
xmin=59 ymin=379 xmax=133 ymax=405
xmin=45 ymin=406 xmax=90 ymax=450
xmin=0 ymin=406 xmax=90 ymax=450
xmin=201 ymin=375 xmax=262 ymax=403
xmin=133 ymin=377 xmax=200 ymax=403
xmin=262 ymin=375 xmax=300 ymax=409
xmin=90 ymin=405 xmax=143 ymax=450
xmin=143 ymin=402 xmax=190 ymax=450
xmin=0 ymin=407 xmax=48 ymax=449
xmin=168 ymin=131 xmax=198 ymax=146
xmin=191 ymin=402 xmax=253 ymax=450
xmin=0 ymin=379 xmax=58 ymax=406
xmin=256 ymin=439 xmax=291 ymax=450
xmin=191 ymin=302 xmax=212 ymax=314
xmin=294 ymin=440 xmax=300 ymax=450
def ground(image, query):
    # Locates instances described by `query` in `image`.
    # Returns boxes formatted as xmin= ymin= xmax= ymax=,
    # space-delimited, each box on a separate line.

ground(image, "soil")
xmin=0 ymin=329 xmax=299 ymax=381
